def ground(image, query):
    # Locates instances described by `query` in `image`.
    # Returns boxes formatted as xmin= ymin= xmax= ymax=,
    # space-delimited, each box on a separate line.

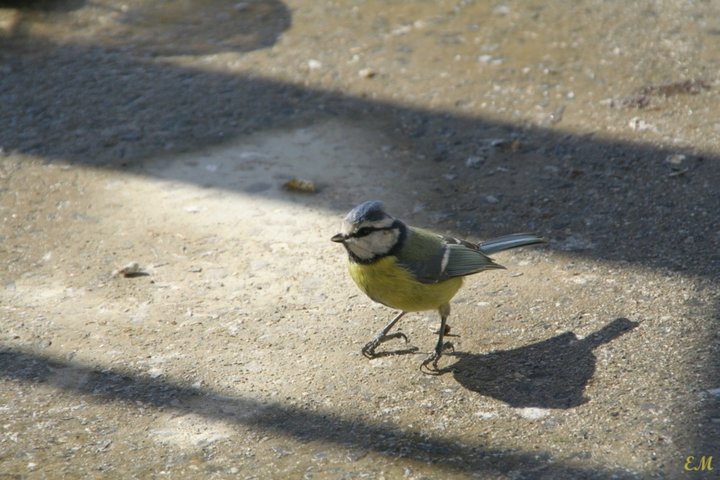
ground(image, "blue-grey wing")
xmin=395 ymin=227 xmax=503 ymax=284
xmin=443 ymin=244 xmax=505 ymax=277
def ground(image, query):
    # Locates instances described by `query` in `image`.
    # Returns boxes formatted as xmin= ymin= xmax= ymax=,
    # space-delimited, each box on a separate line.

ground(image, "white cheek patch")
xmin=345 ymin=237 xmax=374 ymax=259
xmin=373 ymin=229 xmax=400 ymax=254
xmin=346 ymin=228 xmax=400 ymax=260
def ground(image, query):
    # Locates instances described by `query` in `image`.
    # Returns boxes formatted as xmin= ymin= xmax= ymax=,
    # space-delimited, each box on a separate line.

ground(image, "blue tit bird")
xmin=331 ymin=201 xmax=544 ymax=372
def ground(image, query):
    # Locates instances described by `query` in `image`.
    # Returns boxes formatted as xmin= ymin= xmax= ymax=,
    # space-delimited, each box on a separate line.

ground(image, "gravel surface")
xmin=1 ymin=1 xmax=719 ymax=479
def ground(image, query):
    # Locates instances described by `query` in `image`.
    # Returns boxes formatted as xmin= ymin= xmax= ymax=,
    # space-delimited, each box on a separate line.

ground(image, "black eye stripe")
xmin=351 ymin=226 xmax=395 ymax=238
xmin=354 ymin=227 xmax=373 ymax=237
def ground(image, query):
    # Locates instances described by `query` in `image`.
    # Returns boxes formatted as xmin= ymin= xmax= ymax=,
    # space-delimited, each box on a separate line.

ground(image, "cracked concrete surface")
xmin=1 ymin=1 xmax=720 ymax=478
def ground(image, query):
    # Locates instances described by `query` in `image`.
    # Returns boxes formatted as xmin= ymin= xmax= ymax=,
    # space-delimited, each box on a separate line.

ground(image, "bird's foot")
xmin=420 ymin=342 xmax=454 ymax=374
xmin=362 ymin=332 xmax=413 ymax=358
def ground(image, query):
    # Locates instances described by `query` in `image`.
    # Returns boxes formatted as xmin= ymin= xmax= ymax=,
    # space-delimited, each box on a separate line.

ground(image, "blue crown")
xmin=345 ymin=201 xmax=389 ymax=224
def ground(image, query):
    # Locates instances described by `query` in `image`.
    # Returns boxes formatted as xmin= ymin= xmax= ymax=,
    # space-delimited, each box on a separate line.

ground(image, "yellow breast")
xmin=348 ymin=256 xmax=463 ymax=312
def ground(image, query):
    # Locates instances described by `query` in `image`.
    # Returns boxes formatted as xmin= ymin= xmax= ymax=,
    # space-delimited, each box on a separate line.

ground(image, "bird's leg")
xmin=362 ymin=311 xmax=410 ymax=358
xmin=421 ymin=305 xmax=454 ymax=373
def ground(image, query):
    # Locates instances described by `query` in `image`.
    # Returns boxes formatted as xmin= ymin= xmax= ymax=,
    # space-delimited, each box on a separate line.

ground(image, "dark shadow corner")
xmin=447 ymin=317 xmax=640 ymax=408
xmin=0 ymin=0 xmax=291 ymax=56
xmin=0 ymin=0 xmax=85 ymax=11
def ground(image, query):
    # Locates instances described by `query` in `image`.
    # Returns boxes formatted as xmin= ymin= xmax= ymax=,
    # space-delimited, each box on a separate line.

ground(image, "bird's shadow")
xmin=442 ymin=317 xmax=639 ymax=409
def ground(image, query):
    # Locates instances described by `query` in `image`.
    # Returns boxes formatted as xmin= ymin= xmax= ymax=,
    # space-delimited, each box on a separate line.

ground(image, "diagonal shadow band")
xmin=0 ymin=345 xmax=639 ymax=478
xmin=447 ymin=318 xmax=640 ymax=408
xmin=2 ymin=34 xmax=718 ymax=281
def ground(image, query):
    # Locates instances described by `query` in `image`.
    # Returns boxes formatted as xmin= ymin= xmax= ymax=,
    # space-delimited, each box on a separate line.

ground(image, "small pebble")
xmin=493 ymin=4 xmax=511 ymax=15
xmin=358 ymin=68 xmax=376 ymax=78
xmin=665 ymin=154 xmax=687 ymax=166
xmin=475 ymin=410 xmax=498 ymax=419
xmin=283 ymin=178 xmax=317 ymax=193
xmin=478 ymin=55 xmax=504 ymax=65
xmin=517 ymin=407 xmax=550 ymax=420
xmin=390 ymin=25 xmax=412 ymax=36
xmin=465 ymin=156 xmax=484 ymax=168
xmin=488 ymin=138 xmax=521 ymax=152
xmin=628 ymin=117 xmax=655 ymax=131
xmin=113 ymin=262 xmax=145 ymax=277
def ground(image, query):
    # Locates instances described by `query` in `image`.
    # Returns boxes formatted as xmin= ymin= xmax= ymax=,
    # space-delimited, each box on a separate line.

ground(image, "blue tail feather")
xmin=478 ymin=233 xmax=545 ymax=255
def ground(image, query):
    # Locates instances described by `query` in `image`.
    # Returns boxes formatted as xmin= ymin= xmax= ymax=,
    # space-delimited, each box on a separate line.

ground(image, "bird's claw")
xmin=420 ymin=342 xmax=454 ymax=374
xmin=361 ymin=332 xmax=410 ymax=358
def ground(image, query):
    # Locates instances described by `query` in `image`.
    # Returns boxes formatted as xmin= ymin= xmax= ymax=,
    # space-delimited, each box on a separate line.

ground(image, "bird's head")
xmin=331 ymin=201 xmax=405 ymax=262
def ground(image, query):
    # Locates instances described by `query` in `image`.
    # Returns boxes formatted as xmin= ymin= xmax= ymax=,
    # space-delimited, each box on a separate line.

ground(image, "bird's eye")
xmin=355 ymin=227 xmax=374 ymax=237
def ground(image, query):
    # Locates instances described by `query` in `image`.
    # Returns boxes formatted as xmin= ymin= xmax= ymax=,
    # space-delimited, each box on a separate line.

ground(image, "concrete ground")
xmin=1 ymin=1 xmax=719 ymax=478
